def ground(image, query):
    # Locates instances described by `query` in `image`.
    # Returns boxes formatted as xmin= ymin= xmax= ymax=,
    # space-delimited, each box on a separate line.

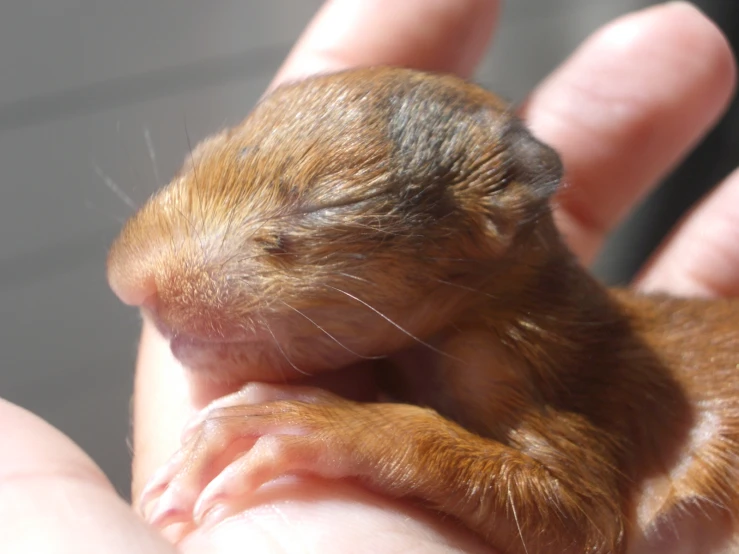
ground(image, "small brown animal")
xmin=108 ymin=67 xmax=739 ymax=553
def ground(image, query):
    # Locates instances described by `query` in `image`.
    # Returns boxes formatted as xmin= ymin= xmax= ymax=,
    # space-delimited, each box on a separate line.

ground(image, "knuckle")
xmin=253 ymin=435 xmax=286 ymax=458
xmin=199 ymin=417 xmax=229 ymax=441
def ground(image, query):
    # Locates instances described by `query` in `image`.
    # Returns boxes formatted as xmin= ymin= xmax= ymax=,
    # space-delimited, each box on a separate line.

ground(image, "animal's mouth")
xmin=165 ymin=328 xmax=292 ymax=383
xmin=143 ymin=309 xmax=252 ymax=369
xmin=168 ymin=332 xmax=235 ymax=359
xmin=141 ymin=308 xmax=434 ymax=406
xmin=143 ymin=309 xmax=338 ymax=384
xmin=141 ymin=303 xmax=437 ymax=399
xmin=164 ymin=321 xmax=387 ymax=399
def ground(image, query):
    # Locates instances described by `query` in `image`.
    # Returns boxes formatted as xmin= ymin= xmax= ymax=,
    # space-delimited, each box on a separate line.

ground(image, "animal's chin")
xmin=142 ymin=312 xmax=283 ymax=382
xmin=145 ymin=309 xmax=443 ymax=395
xmin=152 ymin=315 xmax=443 ymax=405
xmin=167 ymin=334 xmax=292 ymax=383
xmin=162 ymin=324 xmax=367 ymax=385
xmin=167 ymin=335 xmax=392 ymax=402
xmin=169 ymin=332 xmax=239 ymax=364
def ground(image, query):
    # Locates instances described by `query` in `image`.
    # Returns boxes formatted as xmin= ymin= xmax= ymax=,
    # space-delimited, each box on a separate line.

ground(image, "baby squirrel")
xmin=108 ymin=67 xmax=739 ymax=554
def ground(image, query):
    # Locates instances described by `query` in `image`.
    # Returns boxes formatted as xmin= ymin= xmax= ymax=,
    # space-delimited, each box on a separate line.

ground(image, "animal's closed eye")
xmin=255 ymin=234 xmax=289 ymax=255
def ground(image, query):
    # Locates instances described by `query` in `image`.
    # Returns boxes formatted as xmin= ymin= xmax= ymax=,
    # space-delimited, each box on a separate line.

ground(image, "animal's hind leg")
xmin=629 ymin=433 xmax=739 ymax=554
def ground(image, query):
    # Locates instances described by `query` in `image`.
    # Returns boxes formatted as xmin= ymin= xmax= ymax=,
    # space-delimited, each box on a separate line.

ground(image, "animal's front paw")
xmin=139 ymin=383 xmax=370 ymax=531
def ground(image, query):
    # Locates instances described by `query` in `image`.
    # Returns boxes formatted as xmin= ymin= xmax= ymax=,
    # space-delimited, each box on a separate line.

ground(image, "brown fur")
xmin=108 ymin=67 xmax=739 ymax=553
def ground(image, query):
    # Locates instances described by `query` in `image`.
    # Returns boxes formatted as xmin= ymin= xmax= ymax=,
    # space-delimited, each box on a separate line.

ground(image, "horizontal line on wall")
xmin=0 ymin=42 xmax=289 ymax=132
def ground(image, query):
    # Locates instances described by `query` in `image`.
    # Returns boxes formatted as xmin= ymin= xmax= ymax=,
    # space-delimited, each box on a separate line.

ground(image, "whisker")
xmin=218 ymin=193 xmax=240 ymax=254
xmin=115 ymin=120 xmax=150 ymax=200
xmin=434 ymin=278 xmax=500 ymax=301
xmin=91 ymin=159 xmax=137 ymax=210
xmin=182 ymin=118 xmax=210 ymax=265
xmin=183 ymin=117 xmax=208 ymax=251
xmin=174 ymin=205 xmax=204 ymax=249
xmin=344 ymin=220 xmax=412 ymax=237
xmin=262 ymin=319 xmax=312 ymax=376
xmin=423 ymin=256 xmax=479 ymax=263
xmin=143 ymin=127 xmax=162 ymax=189
xmin=323 ymin=284 xmax=464 ymax=363
xmin=279 ymin=300 xmax=384 ymax=360
xmin=337 ymin=272 xmax=372 ymax=284
xmin=508 ymin=483 xmax=531 ymax=554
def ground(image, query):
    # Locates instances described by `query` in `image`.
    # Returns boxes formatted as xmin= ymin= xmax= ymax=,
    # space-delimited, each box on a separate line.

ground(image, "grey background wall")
xmin=0 ymin=1 xmax=732 ymax=497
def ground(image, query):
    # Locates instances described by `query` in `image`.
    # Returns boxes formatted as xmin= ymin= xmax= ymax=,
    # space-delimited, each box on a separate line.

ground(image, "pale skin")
xmin=1 ymin=1 xmax=738 ymax=553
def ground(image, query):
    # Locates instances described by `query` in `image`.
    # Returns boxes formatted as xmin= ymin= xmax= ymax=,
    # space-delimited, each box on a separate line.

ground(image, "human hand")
xmin=2 ymin=1 xmax=736 ymax=553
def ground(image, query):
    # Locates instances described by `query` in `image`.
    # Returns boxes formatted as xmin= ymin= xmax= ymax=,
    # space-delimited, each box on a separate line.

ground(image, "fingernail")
xmin=148 ymin=487 xmax=186 ymax=526
xmin=138 ymin=465 xmax=173 ymax=508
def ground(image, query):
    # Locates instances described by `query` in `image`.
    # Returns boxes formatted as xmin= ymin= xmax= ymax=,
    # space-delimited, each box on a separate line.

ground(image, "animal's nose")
xmin=107 ymin=261 xmax=158 ymax=307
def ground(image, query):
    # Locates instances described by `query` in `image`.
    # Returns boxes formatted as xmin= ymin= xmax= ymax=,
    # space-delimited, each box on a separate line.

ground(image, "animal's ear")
xmin=502 ymin=118 xmax=563 ymax=204
xmin=470 ymin=117 xmax=564 ymax=250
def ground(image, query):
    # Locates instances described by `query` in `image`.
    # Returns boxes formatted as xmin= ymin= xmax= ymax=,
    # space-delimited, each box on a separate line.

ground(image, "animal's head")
xmin=107 ymin=67 xmax=563 ymax=381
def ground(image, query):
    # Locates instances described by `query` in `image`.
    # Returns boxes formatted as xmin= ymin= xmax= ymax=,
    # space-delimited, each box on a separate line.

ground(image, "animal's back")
xmin=616 ymin=291 xmax=739 ymax=400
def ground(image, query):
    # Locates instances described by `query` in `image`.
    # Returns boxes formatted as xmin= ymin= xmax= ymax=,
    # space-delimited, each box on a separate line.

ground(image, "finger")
xmin=634 ymin=167 xmax=739 ymax=297
xmin=522 ymin=2 xmax=736 ymax=262
xmin=132 ymin=319 xmax=201 ymax=503
xmin=178 ymin=479 xmax=497 ymax=554
xmin=0 ymin=398 xmax=173 ymax=553
xmin=271 ymin=0 xmax=499 ymax=87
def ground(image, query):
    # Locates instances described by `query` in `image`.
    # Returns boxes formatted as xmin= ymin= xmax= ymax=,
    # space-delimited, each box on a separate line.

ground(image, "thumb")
xmin=0 ymin=397 xmax=174 ymax=553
